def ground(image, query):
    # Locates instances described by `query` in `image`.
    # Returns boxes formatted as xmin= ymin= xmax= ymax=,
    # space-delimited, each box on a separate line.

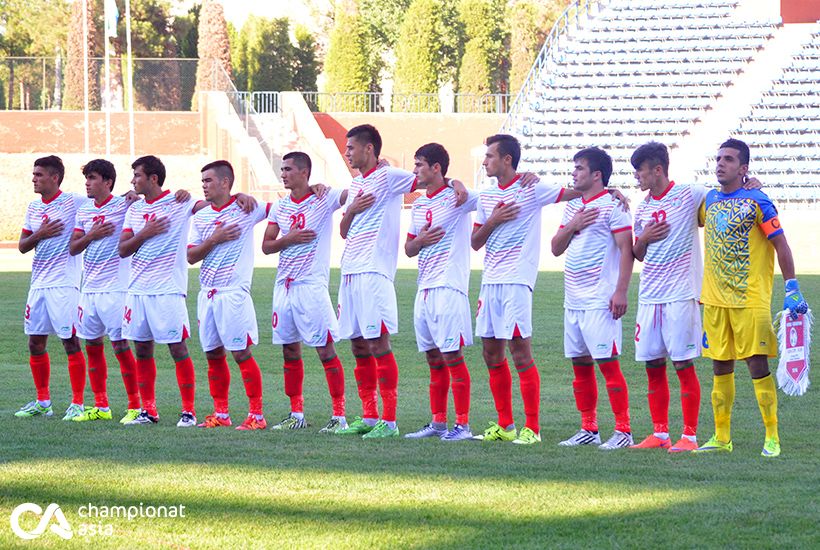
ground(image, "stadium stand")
xmin=694 ymin=25 xmax=820 ymax=202
xmin=511 ymin=0 xmax=783 ymax=189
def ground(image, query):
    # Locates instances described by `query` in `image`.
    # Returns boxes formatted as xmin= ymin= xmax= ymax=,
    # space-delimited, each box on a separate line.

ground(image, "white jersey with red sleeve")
xmin=408 ymin=186 xmax=477 ymax=295
xmin=123 ymin=190 xmax=196 ymax=296
xmin=268 ymin=188 xmax=344 ymax=287
xmin=475 ymin=176 xmax=564 ymax=290
xmin=23 ymin=190 xmax=86 ymax=290
xmin=633 ymin=182 xmax=707 ymax=305
xmin=340 ymin=166 xmax=416 ymax=280
xmin=189 ymin=199 xmax=270 ymax=292
xmin=561 ymin=190 xmax=632 ymax=310
xmin=74 ymin=194 xmax=131 ymax=293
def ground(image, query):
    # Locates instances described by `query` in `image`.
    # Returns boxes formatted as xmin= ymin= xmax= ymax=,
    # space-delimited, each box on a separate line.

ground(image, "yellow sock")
xmin=712 ymin=373 xmax=735 ymax=443
xmin=753 ymin=374 xmax=779 ymax=443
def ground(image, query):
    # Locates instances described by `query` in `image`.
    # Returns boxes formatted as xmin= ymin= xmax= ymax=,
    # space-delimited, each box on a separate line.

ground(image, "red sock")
xmin=115 ymin=347 xmax=140 ymax=409
xmin=446 ymin=356 xmax=471 ymax=425
xmin=376 ymin=351 xmax=399 ymax=422
xmin=29 ymin=353 xmax=51 ymax=401
xmin=175 ymin=356 xmax=197 ymax=414
xmin=516 ymin=360 xmax=541 ymax=433
xmin=283 ymin=358 xmax=304 ymax=413
xmin=322 ymin=355 xmax=346 ymax=417
xmin=572 ymin=362 xmax=598 ymax=431
xmin=599 ymin=358 xmax=631 ymax=433
xmin=136 ymin=357 xmax=157 ymax=416
xmin=86 ymin=344 xmax=109 ymax=408
xmin=676 ymin=362 xmax=701 ymax=436
xmin=487 ymin=359 xmax=514 ymax=428
xmin=67 ymin=351 xmax=87 ymax=405
xmin=238 ymin=356 xmax=263 ymax=416
xmin=207 ymin=356 xmax=231 ymax=414
xmin=646 ymin=363 xmax=669 ymax=433
xmin=354 ymin=355 xmax=379 ymax=419
xmin=428 ymin=360 xmax=449 ymax=424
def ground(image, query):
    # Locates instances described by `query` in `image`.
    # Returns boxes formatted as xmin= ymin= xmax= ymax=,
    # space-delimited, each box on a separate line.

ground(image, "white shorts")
xmin=122 ymin=294 xmax=190 ymax=344
xmin=198 ymin=288 xmax=259 ymax=352
xmin=24 ymin=287 xmax=79 ymax=339
xmin=564 ymin=308 xmax=622 ymax=359
xmin=475 ymin=284 xmax=532 ymax=340
xmin=414 ymin=287 xmax=474 ymax=352
xmin=272 ymin=281 xmax=339 ymax=347
xmin=337 ymin=273 xmax=397 ymax=340
xmin=634 ymin=299 xmax=701 ymax=362
xmin=77 ymin=291 xmax=126 ymax=341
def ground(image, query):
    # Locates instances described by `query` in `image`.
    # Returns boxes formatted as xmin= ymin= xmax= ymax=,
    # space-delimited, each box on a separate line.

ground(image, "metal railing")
xmin=294 ymin=91 xmax=511 ymax=114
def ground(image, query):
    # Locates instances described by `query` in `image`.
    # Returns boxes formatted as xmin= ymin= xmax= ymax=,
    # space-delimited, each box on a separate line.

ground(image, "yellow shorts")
xmin=702 ymin=305 xmax=777 ymax=361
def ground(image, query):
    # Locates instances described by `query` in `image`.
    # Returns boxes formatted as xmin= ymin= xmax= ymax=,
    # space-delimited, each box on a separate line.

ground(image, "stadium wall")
xmin=0 ymin=112 xmax=199 ymax=154
xmin=313 ymin=113 xmax=506 ymax=187
xmin=780 ymin=0 xmax=820 ymax=23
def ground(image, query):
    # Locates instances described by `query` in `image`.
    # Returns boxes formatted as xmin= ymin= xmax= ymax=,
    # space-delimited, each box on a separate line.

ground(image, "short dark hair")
xmin=34 ymin=155 xmax=65 ymax=185
xmin=282 ymin=151 xmax=312 ymax=179
xmin=485 ymin=134 xmax=521 ymax=169
xmin=630 ymin=141 xmax=669 ymax=176
xmin=414 ymin=143 xmax=450 ymax=177
xmin=131 ymin=155 xmax=166 ymax=186
xmin=719 ymin=138 xmax=750 ymax=166
xmin=201 ymin=160 xmax=235 ymax=188
xmin=82 ymin=159 xmax=117 ymax=191
xmin=574 ymin=147 xmax=613 ymax=186
xmin=346 ymin=124 xmax=382 ymax=158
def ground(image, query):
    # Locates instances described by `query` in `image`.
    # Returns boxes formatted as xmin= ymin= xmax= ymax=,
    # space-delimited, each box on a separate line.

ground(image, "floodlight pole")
xmin=82 ymin=0 xmax=90 ymax=155
xmin=125 ymin=0 xmax=135 ymax=159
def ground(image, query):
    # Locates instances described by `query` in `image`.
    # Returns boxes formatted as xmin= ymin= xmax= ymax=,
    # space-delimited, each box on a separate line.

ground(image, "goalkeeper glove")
xmin=784 ymin=279 xmax=808 ymax=320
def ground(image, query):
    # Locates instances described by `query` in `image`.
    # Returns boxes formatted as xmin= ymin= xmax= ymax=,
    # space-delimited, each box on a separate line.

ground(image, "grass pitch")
xmin=1 ymin=270 xmax=818 ymax=549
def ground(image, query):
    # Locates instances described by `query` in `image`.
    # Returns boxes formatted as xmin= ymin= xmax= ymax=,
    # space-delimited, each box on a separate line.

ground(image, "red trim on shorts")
xmin=145 ymin=189 xmax=170 ymax=204
xmin=582 ymin=189 xmax=608 ymax=205
xmin=94 ymin=194 xmax=114 ymax=208
xmin=247 ymin=334 xmax=254 ymax=347
xmin=42 ymin=190 xmax=63 ymax=205
xmin=326 ymin=331 xmax=333 ymax=345
xmin=182 ymin=325 xmax=190 ymax=340
xmin=611 ymin=226 xmax=632 ymax=234
xmin=212 ymin=196 xmax=237 ymax=212
xmin=498 ymin=174 xmax=521 ymax=191
xmin=611 ymin=341 xmax=619 ymax=356
xmin=513 ymin=324 xmax=522 ymax=338
xmin=459 ymin=334 xmax=465 ymax=347
xmin=380 ymin=321 xmax=389 ymax=335
xmin=651 ymin=181 xmax=675 ymax=201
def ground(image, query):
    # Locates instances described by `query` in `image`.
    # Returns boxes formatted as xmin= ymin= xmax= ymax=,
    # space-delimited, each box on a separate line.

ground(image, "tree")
xmin=172 ymin=2 xmax=200 ymax=110
xmin=324 ymin=9 xmax=370 ymax=108
xmin=358 ymin=0 xmax=411 ymax=86
xmin=64 ymin=0 xmax=101 ymax=110
xmin=228 ymin=21 xmax=248 ymax=90
xmin=508 ymin=0 xmax=571 ymax=95
xmin=193 ymin=0 xmax=232 ymax=108
xmin=457 ymin=0 xmax=507 ymax=97
xmin=243 ymin=16 xmax=294 ymax=93
xmin=392 ymin=0 xmax=442 ymax=111
xmin=292 ymin=25 xmax=318 ymax=92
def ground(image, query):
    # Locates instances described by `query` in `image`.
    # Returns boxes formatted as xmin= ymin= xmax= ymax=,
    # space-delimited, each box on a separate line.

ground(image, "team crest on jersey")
xmin=671 ymin=197 xmax=682 ymax=209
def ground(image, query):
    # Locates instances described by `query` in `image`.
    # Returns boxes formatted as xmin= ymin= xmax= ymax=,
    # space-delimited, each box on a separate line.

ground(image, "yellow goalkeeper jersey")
xmin=700 ymin=187 xmax=783 ymax=309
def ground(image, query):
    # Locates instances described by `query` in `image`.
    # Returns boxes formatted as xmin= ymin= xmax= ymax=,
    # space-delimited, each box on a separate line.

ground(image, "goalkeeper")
xmin=696 ymin=139 xmax=808 ymax=458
